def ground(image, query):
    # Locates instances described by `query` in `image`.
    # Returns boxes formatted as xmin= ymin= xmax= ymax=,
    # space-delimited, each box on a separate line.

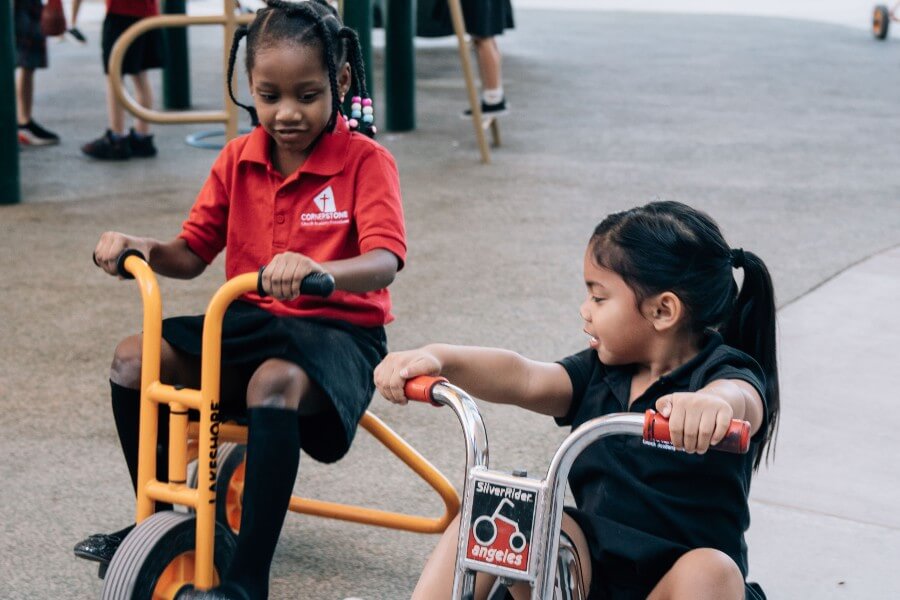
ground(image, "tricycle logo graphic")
xmin=466 ymin=481 xmax=536 ymax=572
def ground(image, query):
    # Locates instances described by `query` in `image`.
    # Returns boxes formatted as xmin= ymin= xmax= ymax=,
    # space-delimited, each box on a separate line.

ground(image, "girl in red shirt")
xmin=76 ymin=2 xmax=406 ymax=598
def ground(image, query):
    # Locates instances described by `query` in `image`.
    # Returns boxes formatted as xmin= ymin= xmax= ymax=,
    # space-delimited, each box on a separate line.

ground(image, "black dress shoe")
xmin=175 ymin=583 xmax=250 ymax=600
xmin=73 ymin=524 xmax=135 ymax=564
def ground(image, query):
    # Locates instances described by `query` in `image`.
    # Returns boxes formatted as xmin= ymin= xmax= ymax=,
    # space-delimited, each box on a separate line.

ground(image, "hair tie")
xmin=731 ymin=248 xmax=746 ymax=269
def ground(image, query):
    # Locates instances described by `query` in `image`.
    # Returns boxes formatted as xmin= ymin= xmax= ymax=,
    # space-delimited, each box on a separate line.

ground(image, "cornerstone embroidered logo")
xmin=301 ymin=186 xmax=349 ymax=226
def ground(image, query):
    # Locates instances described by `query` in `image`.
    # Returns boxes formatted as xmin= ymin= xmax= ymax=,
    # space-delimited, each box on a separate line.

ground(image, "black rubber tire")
xmin=874 ymin=5 xmax=890 ymax=39
xmin=187 ymin=442 xmax=247 ymax=535
xmin=101 ymin=511 xmax=237 ymax=600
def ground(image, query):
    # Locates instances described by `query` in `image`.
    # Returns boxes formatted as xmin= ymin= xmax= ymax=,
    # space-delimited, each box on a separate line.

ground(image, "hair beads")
xmin=346 ymin=96 xmax=376 ymax=135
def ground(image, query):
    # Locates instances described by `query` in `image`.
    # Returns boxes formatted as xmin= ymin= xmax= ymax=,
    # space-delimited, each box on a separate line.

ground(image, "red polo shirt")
xmin=107 ymin=1 xmax=158 ymax=18
xmin=179 ymin=119 xmax=406 ymax=327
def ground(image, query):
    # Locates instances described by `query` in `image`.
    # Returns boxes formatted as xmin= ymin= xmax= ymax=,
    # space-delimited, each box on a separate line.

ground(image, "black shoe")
xmin=128 ymin=128 xmax=158 ymax=158
xmin=18 ymin=120 xmax=60 ymax=146
xmin=175 ymin=583 xmax=250 ymax=600
xmin=73 ymin=524 xmax=135 ymax=565
xmin=67 ymin=27 xmax=87 ymax=43
xmin=461 ymin=98 xmax=509 ymax=119
xmin=82 ymin=130 xmax=132 ymax=160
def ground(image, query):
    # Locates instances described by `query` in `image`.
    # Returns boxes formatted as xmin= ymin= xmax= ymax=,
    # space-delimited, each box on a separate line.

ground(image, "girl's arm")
xmin=94 ymin=232 xmax=207 ymax=279
xmin=655 ymin=379 xmax=765 ymax=453
xmin=260 ymin=248 xmax=399 ymax=299
xmin=375 ymin=344 xmax=573 ymax=417
xmin=323 ymin=248 xmax=399 ymax=293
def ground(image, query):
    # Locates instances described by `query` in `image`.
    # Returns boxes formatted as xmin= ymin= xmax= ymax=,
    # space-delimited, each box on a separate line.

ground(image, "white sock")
xmin=482 ymin=87 xmax=504 ymax=105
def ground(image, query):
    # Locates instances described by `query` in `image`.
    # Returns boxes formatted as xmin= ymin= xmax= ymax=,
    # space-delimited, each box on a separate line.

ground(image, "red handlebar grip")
xmin=403 ymin=376 xmax=449 ymax=406
xmin=643 ymin=410 xmax=750 ymax=454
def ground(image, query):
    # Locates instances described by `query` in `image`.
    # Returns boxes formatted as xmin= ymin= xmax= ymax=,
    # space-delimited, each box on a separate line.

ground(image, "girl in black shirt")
xmin=376 ymin=201 xmax=778 ymax=600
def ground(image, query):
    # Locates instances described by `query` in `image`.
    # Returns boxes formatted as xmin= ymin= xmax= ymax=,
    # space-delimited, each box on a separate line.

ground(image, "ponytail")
xmin=722 ymin=249 xmax=779 ymax=469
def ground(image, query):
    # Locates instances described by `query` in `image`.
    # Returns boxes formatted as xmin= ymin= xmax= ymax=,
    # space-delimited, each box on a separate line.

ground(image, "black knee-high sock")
xmin=225 ymin=407 xmax=300 ymax=600
xmin=110 ymin=380 xmax=171 ymax=512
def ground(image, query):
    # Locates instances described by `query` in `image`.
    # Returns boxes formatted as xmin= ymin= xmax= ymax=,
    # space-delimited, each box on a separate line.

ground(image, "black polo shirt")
xmin=556 ymin=332 xmax=768 ymax=597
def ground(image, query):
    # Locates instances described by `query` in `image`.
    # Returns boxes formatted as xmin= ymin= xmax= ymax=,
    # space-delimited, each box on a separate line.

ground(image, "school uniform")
xmin=556 ymin=332 xmax=769 ymax=600
xmin=163 ymin=118 xmax=406 ymax=463
xmin=102 ymin=0 xmax=164 ymax=75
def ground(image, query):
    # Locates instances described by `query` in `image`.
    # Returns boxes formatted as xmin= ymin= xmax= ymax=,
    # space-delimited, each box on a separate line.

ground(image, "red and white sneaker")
xmin=18 ymin=120 xmax=60 ymax=146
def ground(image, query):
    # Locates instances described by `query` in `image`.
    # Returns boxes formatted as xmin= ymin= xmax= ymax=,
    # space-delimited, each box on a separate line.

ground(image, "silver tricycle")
xmin=402 ymin=376 xmax=750 ymax=600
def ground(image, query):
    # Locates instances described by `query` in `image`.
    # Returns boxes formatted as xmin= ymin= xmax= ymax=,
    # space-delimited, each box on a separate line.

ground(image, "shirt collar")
xmin=237 ymin=116 xmax=351 ymax=177
xmin=604 ymin=331 xmax=725 ymax=407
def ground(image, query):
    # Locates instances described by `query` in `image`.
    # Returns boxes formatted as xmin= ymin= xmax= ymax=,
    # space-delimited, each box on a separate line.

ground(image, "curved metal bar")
xmin=106 ymin=5 xmax=255 ymax=142
xmin=428 ymin=383 xmax=490 ymax=600
xmin=430 ymin=382 xmax=490 ymax=474
xmin=537 ymin=413 xmax=645 ymax=598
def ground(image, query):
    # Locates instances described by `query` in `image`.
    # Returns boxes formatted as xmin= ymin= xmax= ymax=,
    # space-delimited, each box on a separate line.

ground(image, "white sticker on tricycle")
xmin=466 ymin=480 xmax=536 ymax=572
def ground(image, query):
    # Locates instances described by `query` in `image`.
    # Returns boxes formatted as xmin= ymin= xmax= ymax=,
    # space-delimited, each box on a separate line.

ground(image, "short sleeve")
xmin=693 ymin=346 xmax=769 ymax=441
xmin=353 ymin=146 xmax=407 ymax=268
xmin=554 ymin=348 xmax=597 ymax=427
xmin=178 ymin=160 xmax=230 ymax=264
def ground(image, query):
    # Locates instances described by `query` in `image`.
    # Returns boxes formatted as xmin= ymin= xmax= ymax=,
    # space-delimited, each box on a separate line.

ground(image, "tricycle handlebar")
xmin=403 ymin=375 xmax=449 ymax=406
xmin=255 ymin=267 xmax=335 ymax=298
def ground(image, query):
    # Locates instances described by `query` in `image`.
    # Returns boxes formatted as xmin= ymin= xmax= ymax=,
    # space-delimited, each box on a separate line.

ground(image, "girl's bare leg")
xmin=647 ymin=548 xmax=744 ymax=600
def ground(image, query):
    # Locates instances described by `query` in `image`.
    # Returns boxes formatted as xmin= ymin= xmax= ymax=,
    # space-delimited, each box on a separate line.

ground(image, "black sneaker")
xmin=73 ymin=524 xmax=135 ymax=565
xmin=461 ymin=98 xmax=509 ymax=119
xmin=128 ymin=129 xmax=158 ymax=158
xmin=67 ymin=27 xmax=87 ymax=43
xmin=82 ymin=130 xmax=132 ymax=160
xmin=18 ymin=120 xmax=60 ymax=146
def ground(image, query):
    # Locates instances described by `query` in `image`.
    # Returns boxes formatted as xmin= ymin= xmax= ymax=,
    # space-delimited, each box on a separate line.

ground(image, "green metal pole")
xmin=162 ymin=0 xmax=191 ymax=110
xmin=1 ymin=0 xmax=21 ymax=204
xmin=384 ymin=0 xmax=415 ymax=131
xmin=342 ymin=0 xmax=374 ymax=107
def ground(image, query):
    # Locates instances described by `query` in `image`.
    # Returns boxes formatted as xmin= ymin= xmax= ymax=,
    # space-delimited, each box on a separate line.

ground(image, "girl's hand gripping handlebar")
xmin=643 ymin=409 xmax=750 ymax=454
xmin=256 ymin=267 xmax=335 ymax=298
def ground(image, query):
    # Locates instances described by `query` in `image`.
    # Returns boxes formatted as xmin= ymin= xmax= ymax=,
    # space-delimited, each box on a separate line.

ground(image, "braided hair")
xmin=226 ymin=0 xmax=375 ymax=137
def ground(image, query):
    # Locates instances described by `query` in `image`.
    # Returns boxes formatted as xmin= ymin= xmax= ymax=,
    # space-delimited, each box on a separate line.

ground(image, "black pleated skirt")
xmin=162 ymin=301 xmax=387 ymax=463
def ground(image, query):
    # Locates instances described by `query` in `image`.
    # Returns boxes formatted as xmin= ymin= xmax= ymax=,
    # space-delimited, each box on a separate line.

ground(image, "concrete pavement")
xmin=2 ymin=4 xmax=899 ymax=599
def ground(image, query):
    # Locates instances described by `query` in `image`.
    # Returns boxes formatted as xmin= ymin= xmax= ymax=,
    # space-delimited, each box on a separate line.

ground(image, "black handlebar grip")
xmin=115 ymin=249 xmax=147 ymax=279
xmin=257 ymin=268 xmax=335 ymax=298
xmin=299 ymin=272 xmax=335 ymax=297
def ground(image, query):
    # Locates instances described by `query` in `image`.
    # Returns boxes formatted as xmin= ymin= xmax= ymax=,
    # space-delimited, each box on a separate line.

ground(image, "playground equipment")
xmin=98 ymin=250 xmax=458 ymax=598
xmin=108 ymin=0 xmax=500 ymax=162
xmin=402 ymin=375 xmax=750 ymax=599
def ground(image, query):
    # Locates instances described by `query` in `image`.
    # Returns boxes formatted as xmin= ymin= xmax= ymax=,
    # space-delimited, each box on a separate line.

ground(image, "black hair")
xmin=226 ymin=0 xmax=375 ymax=137
xmin=590 ymin=201 xmax=779 ymax=469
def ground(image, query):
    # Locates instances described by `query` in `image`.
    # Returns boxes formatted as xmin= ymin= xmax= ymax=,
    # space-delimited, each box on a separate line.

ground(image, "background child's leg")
xmin=105 ymin=76 xmax=126 ymax=135
xmin=15 ymin=68 xmax=34 ymax=124
xmin=472 ymin=36 xmax=503 ymax=104
xmin=647 ymin=548 xmax=744 ymax=600
xmin=129 ymin=71 xmax=153 ymax=135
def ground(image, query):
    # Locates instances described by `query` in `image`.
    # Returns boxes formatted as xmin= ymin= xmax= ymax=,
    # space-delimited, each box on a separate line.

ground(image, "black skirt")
xmin=432 ymin=0 xmax=514 ymax=38
xmin=564 ymin=507 xmax=766 ymax=599
xmin=102 ymin=13 xmax=165 ymax=75
xmin=162 ymin=301 xmax=388 ymax=463
xmin=461 ymin=0 xmax=514 ymax=37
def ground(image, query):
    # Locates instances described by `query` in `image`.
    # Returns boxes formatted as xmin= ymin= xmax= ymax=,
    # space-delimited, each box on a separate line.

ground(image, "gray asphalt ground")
xmin=2 ymin=5 xmax=899 ymax=599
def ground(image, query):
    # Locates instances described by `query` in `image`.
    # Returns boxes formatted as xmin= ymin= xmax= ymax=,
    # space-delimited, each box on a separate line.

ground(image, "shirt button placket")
xmin=273 ymin=187 xmax=289 ymax=249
